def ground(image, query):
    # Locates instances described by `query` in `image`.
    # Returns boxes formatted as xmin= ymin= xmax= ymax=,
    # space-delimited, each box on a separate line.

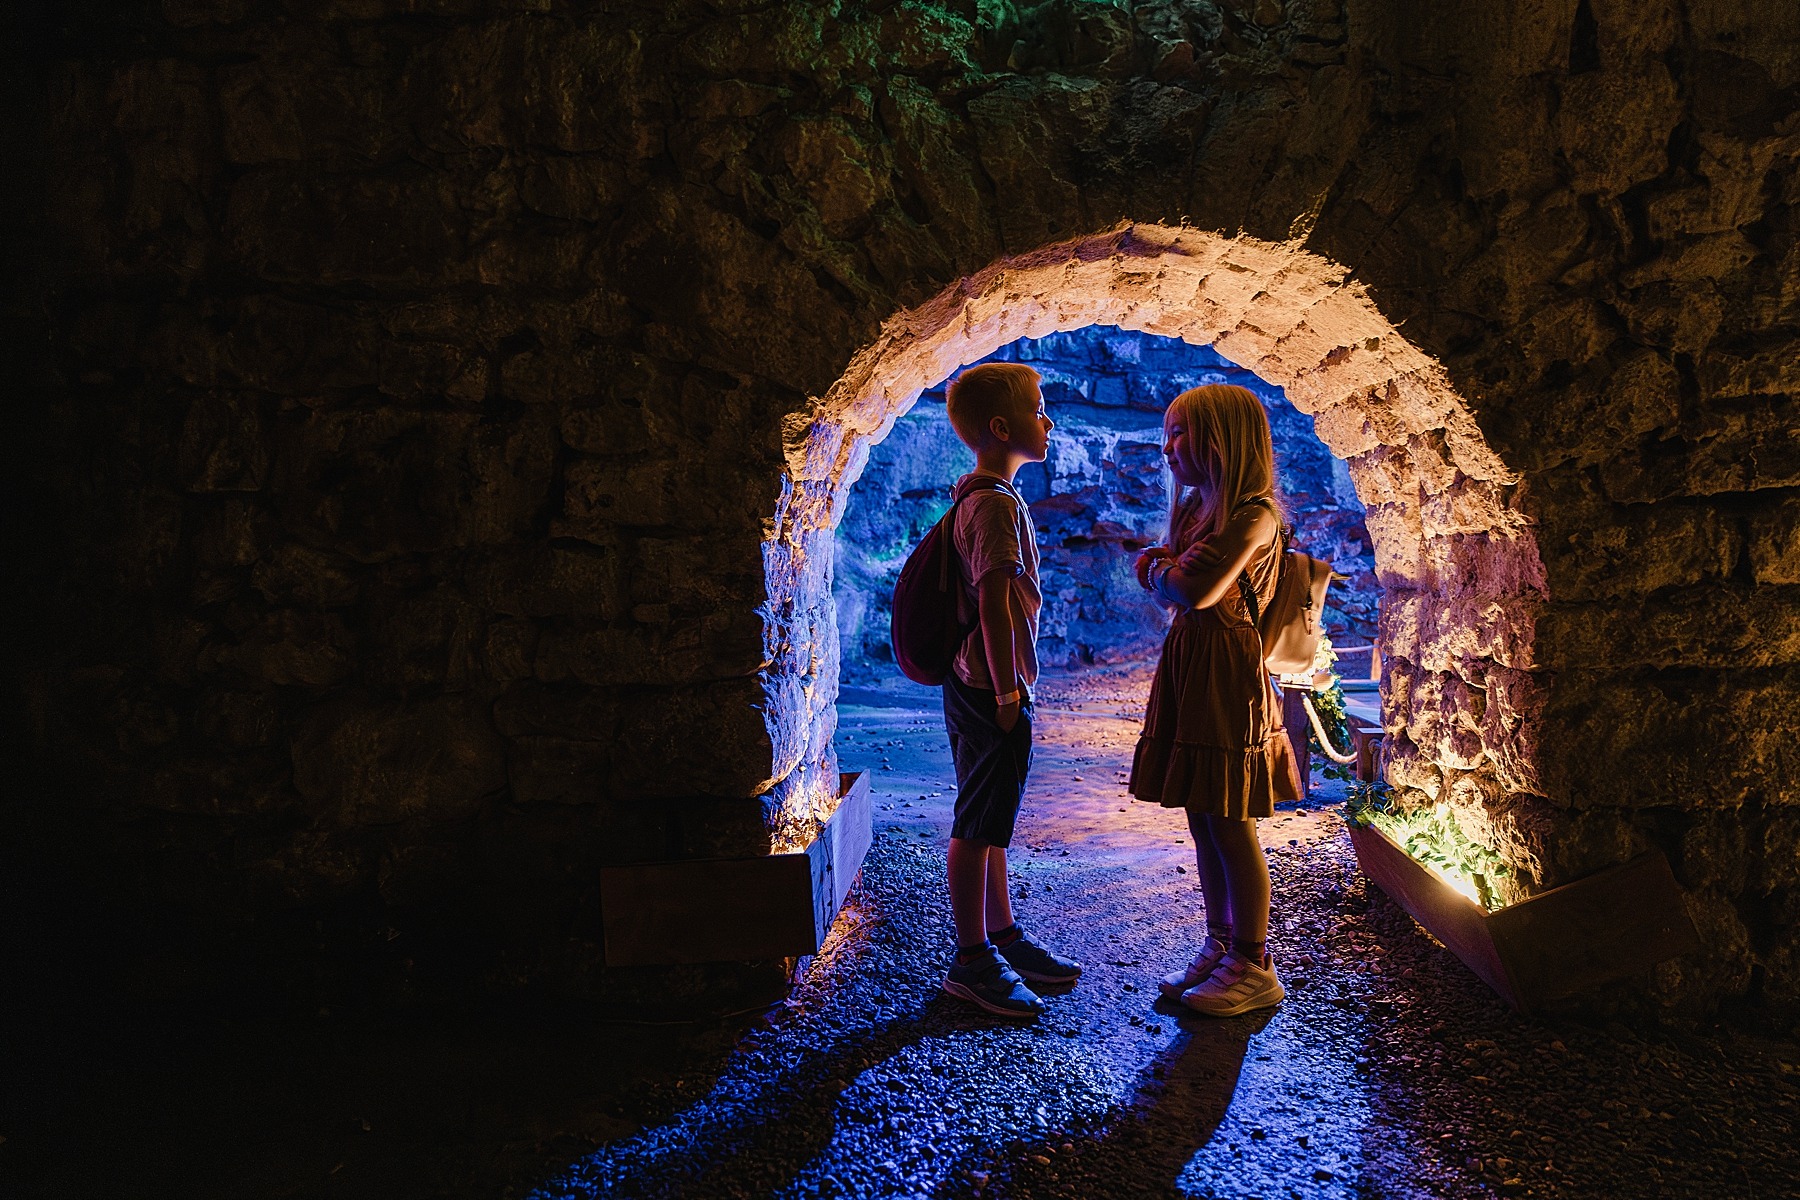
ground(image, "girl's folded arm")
xmin=1156 ymin=507 xmax=1277 ymax=610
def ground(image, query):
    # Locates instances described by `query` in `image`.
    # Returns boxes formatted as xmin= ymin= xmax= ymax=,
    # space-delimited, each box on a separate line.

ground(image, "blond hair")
xmin=945 ymin=362 xmax=1042 ymax=449
xmin=1165 ymin=384 xmax=1283 ymax=555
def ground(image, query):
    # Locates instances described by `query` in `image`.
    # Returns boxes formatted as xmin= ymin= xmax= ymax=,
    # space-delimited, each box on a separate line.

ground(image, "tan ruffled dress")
xmin=1128 ymin=532 xmax=1303 ymax=819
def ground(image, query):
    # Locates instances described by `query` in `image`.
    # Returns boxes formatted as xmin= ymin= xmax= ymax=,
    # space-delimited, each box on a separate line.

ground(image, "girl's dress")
xmin=1129 ymin=528 xmax=1303 ymax=818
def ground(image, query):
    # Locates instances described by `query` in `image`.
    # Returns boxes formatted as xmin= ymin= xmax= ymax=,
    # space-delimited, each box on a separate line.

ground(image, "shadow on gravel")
xmin=928 ymin=1007 xmax=1268 ymax=1198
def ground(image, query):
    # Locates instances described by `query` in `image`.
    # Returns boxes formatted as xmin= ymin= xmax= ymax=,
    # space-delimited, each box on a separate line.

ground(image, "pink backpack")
xmin=889 ymin=476 xmax=1018 ymax=685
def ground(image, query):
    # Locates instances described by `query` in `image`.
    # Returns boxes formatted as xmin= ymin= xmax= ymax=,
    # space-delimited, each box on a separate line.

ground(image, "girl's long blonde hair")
xmin=1165 ymin=384 xmax=1284 ymax=555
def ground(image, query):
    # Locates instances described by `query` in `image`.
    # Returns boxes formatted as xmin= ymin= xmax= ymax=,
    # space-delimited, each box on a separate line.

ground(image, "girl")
xmin=1129 ymin=384 xmax=1302 ymax=1016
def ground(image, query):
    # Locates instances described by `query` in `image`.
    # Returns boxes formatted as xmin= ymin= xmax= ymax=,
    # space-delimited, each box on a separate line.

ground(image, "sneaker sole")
xmin=1010 ymin=965 xmax=1082 ymax=985
xmin=1179 ymin=986 xmax=1286 ymax=1018
xmin=942 ymin=979 xmax=1043 ymax=1019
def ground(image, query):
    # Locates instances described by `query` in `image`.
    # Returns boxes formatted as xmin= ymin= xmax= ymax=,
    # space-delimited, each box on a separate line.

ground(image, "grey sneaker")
xmin=1159 ymin=935 xmax=1230 ymax=1000
xmin=1179 ymin=951 xmax=1285 ymax=1017
xmin=943 ymin=945 xmax=1047 ymax=1019
xmin=995 ymin=927 xmax=1082 ymax=984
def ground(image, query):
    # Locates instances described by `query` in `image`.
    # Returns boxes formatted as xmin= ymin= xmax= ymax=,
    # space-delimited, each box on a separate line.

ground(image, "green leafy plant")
xmin=1298 ymin=632 xmax=1354 ymax=760
xmin=1348 ymin=781 xmax=1512 ymax=911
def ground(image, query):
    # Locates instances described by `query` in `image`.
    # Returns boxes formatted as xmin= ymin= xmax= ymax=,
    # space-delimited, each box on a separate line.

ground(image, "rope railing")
xmin=1300 ymin=691 xmax=1359 ymax=765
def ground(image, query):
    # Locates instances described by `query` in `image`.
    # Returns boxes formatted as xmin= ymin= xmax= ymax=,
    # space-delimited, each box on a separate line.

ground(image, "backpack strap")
xmin=937 ymin=475 xmax=1016 ymax=593
xmin=1231 ymin=496 xmax=1284 ymax=630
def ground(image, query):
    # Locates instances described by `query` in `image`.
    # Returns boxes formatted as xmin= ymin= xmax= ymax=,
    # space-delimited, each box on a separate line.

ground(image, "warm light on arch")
xmin=764 ymin=223 xmax=1550 ymax=892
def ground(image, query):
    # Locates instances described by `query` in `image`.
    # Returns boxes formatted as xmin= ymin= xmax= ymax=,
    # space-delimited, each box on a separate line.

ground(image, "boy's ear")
xmin=987 ymin=413 xmax=1011 ymax=443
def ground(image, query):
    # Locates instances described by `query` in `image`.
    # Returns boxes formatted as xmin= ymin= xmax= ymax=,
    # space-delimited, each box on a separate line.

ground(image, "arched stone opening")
xmin=766 ymin=223 xmax=1550 ymax=898
xmin=832 ymin=328 xmax=1382 ymax=681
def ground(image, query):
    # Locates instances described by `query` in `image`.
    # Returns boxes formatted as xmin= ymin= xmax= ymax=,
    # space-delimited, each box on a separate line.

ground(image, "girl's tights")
xmin=1186 ymin=808 xmax=1271 ymax=955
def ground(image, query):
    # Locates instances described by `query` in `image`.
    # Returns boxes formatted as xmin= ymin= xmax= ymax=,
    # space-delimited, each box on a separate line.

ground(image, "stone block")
xmin=533 ymin=611 xmax=765 ymax=687
xmin=610 ymin=679 xmax=776 ymax=800
xmin=1534 ymin=587 xmax=1800 ymax=671
xmin=178 ymin=392 xmax=269 ymax=492
xmin=433 ymin=19 xmax=662 ymax=156
xmin=1679 ymin=810 xmax=1752 ymax=894
xmin=560 ymin=402 xmax=659 ymax=457
xmin=291 ymin=694 xmax=506 ymax=827
xmin=519 ymin=155 xmax=624 ymax=222
xmin=559 ymin=458 xmax=680 ymax=531
xmin=1506 ymin=806 xmax=1650 ymax=890
xmin=1541 ymin=499 xmax=1741 ymax=601
xmin=468 ymin=544 xmax=625 ymax=623
xmin=508 ymin=737 xmax=610 ymax=807
xmin=378 ymin=340 xmax=489 ymax=405
xmin=1649 ymin=889 xmax=1756 ymax=1002
xmin=483 ymin=619 xmax=538 ymax=683
xmin=204 ymin=610 xmax=355 ymax=688
xmin=365 ymin=585 xmax=485 ymax=691
xmin=251 ymin=542 xmax=360 ymax=609
xmin=226 ymin=168 xmax=470 ymax=288
xmin=491 ymin=681 xmax=616 ymax=742
xmin=377 ymin=843 xmax=465 ymax=909
xmin=1758 ymin=810 xmax=1800 ymax=893
xmin=1553 ymin=58 xmax=1681 ymax=197
xmin=1749 ymin=495 xmax=1800 ymax=585
xmin=275 ymin=408 xmax=556 ymax=559
xmin=241 ymin=829 xmax=374 ymax=910
xmin=1492 ymin=348 xmax=1683 ymax=471
xmin=1598 ymin=404 xmax=1800 ymax=503
xmin=145 ymin=751 xmax=294 ymax=818
xmin=967 ymin=78 xmax=1096 ymax=251
xmin=1538 ymin=668 xmax=1800 ymax=810
xmin=210 ymin=296 xmax=382 ymax=394
xmin=194 ymin=688 xmax=281 ymax=749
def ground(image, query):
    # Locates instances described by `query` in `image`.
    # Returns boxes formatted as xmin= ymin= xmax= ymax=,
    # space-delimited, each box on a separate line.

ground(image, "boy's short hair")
xmin=945 ymin=363 xmax=1042 ymax=449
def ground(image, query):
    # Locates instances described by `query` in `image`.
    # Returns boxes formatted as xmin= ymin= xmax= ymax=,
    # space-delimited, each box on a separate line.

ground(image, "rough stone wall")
xmin=834 ymin=326 xmax=1378 ymax=675
xmin=10 ymin=1 xmax=1798 ymax=1016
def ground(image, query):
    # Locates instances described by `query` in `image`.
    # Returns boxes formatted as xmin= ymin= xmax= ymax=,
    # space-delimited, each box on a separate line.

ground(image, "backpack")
xmin=890 ymin=476 xmax=1018 ymax=685
xmin=1234 ymin=500 xmax=1334 ymax=677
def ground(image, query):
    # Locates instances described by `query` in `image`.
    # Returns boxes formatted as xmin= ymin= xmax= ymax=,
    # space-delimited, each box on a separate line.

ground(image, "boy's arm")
xmin=1153 ymin=507 xmax=1277 ymax=610
xmin=976 ymin=570 xmax=1023 ymax=732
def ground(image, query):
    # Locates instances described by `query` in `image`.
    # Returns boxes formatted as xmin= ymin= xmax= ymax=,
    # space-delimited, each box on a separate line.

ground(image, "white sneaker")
xmin=1179 ymin=951 xmax=1285 ymax=1016
xmin=1159 ymin=935 xmax=1230 ymax=1000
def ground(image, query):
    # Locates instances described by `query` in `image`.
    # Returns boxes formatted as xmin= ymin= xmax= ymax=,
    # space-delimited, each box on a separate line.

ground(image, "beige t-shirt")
xmin=950 ymin=471 xmax=1042 ymax=692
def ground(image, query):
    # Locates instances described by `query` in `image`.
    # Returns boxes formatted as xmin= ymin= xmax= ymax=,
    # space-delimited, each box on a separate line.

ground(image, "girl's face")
xmin=1163 ymin=410 xmax=1210 ymax=490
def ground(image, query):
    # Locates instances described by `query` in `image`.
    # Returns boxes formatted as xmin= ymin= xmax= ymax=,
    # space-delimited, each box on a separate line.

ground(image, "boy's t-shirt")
xmin=951 ymin=470 xmax=1042 ymax=692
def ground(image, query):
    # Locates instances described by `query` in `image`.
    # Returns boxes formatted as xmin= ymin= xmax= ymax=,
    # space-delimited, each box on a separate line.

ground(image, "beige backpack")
xmin=1235 ymin=500 xmax=1334 ymax=676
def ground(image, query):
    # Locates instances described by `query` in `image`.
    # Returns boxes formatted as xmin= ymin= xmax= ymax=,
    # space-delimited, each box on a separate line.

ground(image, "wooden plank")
xmin=1344 ymin=715 xmax=1384 ymax=785
xmin=1347 ymin=822 xmax=1520 ymax=1008
xmin=601 ymin=853 xmax=816 ymax=966
xmin=1280 ymin=684 xmax=1311 ymax=798
xmin=1486 ymin=852 xmax=1699 ymax=1008
xmin=600 ymin=772 xmax=875 ymax=967
xmin=817 ymin=771 xmax=874 ymax=944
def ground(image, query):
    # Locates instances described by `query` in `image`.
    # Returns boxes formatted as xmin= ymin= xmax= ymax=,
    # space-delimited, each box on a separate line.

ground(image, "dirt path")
xmin=542 ymin=669 xmax=1800 ymax=1200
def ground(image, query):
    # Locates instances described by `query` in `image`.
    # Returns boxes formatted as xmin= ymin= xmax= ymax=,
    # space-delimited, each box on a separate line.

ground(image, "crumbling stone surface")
xmin=10 ymin=0 xmax=1798 ymax=1016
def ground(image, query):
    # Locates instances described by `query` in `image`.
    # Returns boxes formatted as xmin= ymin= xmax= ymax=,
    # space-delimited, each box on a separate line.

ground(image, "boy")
xmin=938 ymin=362 xmax=1082 ymax=1019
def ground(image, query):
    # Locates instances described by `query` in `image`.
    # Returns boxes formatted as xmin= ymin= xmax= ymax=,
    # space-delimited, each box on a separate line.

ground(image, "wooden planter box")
xmin=600 ymin=772 xmax=873 ymax=967
xmin=1347 ymin=822 xmax=1700 ymax=1014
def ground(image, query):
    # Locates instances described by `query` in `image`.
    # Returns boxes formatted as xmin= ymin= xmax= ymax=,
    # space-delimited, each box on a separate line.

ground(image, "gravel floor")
xmin=6 ymin=669 xmax=1796 ymax=1200
xmin=545 ymin=668 xmax=1800 ymax=1200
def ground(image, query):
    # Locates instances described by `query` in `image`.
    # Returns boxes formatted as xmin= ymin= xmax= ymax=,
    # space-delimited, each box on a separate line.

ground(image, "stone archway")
xmin=765 ymin=223 xmax=1549 ymax=896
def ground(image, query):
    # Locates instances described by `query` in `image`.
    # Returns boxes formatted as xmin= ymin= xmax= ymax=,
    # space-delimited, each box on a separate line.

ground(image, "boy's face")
xmin=1003 ymin=385 xmax=1053 ymax=463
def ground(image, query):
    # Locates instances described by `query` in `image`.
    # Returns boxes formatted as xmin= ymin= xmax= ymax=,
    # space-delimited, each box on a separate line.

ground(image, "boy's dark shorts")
xmin=943 ymin=672 xmax=1034 ymax=848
